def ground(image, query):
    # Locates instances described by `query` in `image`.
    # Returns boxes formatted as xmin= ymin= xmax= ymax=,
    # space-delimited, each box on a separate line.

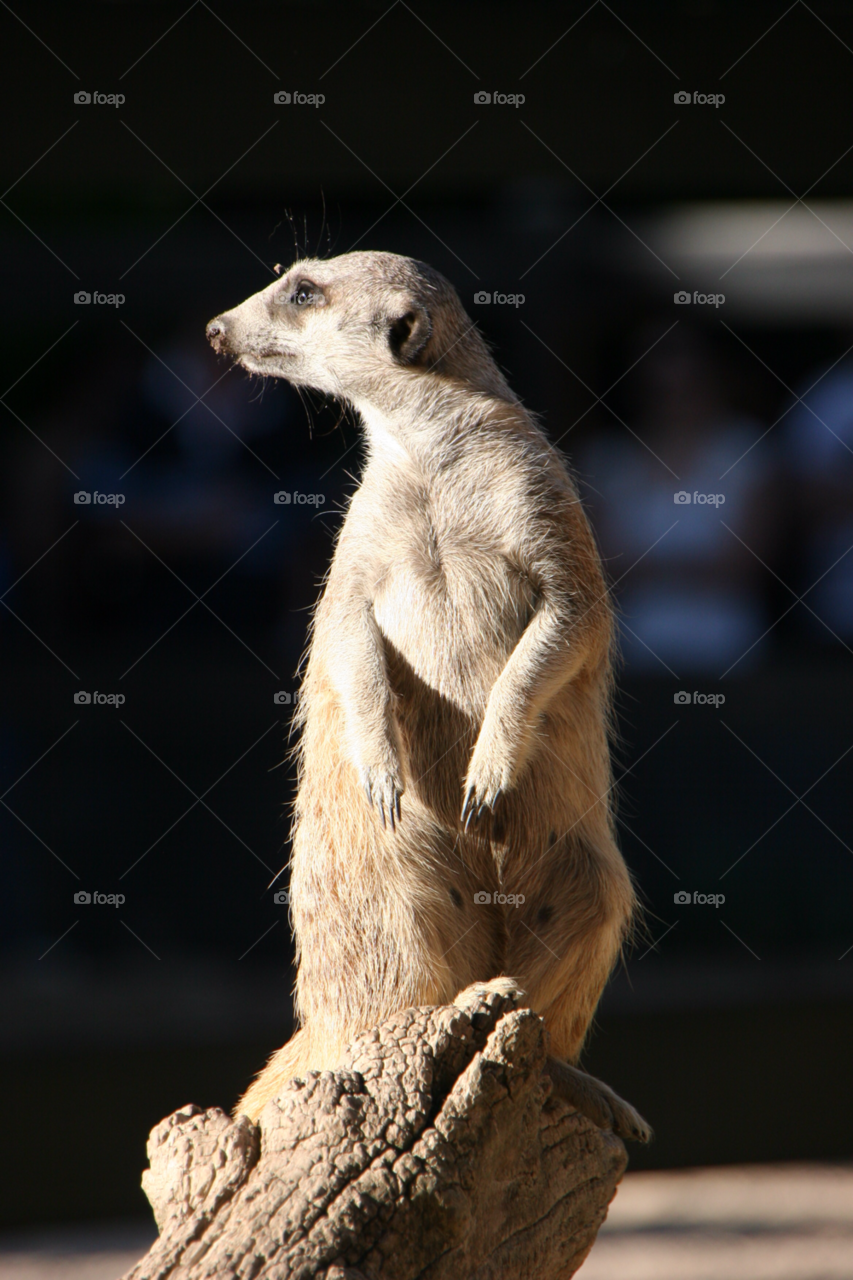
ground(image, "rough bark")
xmin=123 ymin=985 xmax=627 ymax=1280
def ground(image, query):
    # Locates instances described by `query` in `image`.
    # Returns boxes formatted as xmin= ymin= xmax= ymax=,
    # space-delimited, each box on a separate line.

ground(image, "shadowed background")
xmin=1 ymin=0 xmax=851 ymax=1235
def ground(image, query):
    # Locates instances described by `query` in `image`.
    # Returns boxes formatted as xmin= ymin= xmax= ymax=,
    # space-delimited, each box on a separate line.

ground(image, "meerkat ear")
xmin=387 ymin=307 xmax=432 ymax=365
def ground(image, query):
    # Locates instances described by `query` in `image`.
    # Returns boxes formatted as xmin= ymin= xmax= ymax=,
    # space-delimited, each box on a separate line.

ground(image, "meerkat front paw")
xmin=461 ymin=741 xmax=515 ymax=831
xmin=358 ymin=763 xmax=404 ymax=831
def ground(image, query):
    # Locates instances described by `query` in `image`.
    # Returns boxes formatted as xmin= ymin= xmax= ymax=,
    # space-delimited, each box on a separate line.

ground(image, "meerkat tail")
xmin=234 ymin=1027 xmax=317 ymax=1122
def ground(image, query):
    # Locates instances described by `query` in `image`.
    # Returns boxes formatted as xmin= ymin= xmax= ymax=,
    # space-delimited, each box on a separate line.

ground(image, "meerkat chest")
xmin=367 ymin=500 xmax=537 ymax=699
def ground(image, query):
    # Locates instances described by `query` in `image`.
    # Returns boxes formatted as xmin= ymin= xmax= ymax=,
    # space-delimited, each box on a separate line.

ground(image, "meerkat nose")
xmin=206 ymin=317 xmax=228 ymax=352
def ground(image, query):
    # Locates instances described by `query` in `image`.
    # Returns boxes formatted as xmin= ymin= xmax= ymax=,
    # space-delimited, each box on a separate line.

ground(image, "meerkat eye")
xmin=291 ymin=280 xmax=320 ymax=307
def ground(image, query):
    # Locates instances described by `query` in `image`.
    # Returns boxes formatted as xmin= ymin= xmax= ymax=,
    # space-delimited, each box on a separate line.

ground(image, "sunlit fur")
xmin=207 ymin=252 xmax=636 ymax=1121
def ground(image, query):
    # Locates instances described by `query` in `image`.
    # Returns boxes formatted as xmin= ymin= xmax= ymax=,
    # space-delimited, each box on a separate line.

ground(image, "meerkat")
xmin=206 ymin=251 xmax=650 ymax=1142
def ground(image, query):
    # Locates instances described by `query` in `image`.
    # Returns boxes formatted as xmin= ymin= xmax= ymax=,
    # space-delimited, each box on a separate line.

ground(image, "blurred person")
xmin=70 ymin=322 xmax=291 ymax=626
xmin=782 ymin=338 xmax=853 ymax=643
xmin=576 ymin=323 xmax=778 ymax=675
xmin=6 ymin=327 xmax=341 ymax=652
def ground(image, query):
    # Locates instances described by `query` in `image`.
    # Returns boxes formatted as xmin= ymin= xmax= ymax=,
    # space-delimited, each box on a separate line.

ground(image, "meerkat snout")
xmin=205 ymin=317 xmax=228 ymax=353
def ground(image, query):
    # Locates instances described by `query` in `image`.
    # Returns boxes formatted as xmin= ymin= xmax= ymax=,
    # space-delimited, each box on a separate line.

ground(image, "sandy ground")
xmin=577 ymin=1163 xmax=853 ymax=1280
xmin=0 ymin=1163 xmax=850 ymax=1279
xmin=0 ymin=1221 xmax=156 ymax=1280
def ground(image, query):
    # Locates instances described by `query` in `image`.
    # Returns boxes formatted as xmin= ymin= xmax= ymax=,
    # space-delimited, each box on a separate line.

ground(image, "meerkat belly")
xmin=371 ymin=542 xmax=534 ymax=712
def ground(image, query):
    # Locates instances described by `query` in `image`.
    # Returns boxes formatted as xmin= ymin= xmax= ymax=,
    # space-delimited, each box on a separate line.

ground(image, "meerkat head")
xmin=206 ymin=250 xmax=510 ymax=404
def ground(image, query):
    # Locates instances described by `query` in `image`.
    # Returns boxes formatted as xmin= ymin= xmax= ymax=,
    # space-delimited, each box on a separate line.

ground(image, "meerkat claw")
xmin=359 ymin=768 xmax=403 ymax=832
xmin=461 ymin=783 xmax=501 ymax=832
xmin=462 ymin=787 xmax=478 ymax=831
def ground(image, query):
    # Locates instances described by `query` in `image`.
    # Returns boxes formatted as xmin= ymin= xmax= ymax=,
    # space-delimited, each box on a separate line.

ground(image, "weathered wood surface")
xmin=123 ymin=984 xmax=628 ymax=1280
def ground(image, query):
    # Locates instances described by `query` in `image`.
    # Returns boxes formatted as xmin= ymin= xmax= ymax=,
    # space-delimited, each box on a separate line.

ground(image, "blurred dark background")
xmin=1 ymin=0 xmax=852 ymax=1229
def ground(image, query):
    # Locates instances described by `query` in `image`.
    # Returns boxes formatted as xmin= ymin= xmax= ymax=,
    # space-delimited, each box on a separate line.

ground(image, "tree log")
xmin=123 ymin=984 xmax=629 ymax=1279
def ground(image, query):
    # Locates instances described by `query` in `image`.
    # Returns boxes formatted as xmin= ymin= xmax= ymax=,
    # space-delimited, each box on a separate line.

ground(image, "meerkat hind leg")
xmin=452 ymin=978 xmax=651 ymax=1143
xmin=546 ymin=1057 xmax=652 ymax=1143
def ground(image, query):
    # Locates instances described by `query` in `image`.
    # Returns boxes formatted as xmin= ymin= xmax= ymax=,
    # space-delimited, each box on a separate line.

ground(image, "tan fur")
xmin=206 ymin=252 xmax=637 ymax=1124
